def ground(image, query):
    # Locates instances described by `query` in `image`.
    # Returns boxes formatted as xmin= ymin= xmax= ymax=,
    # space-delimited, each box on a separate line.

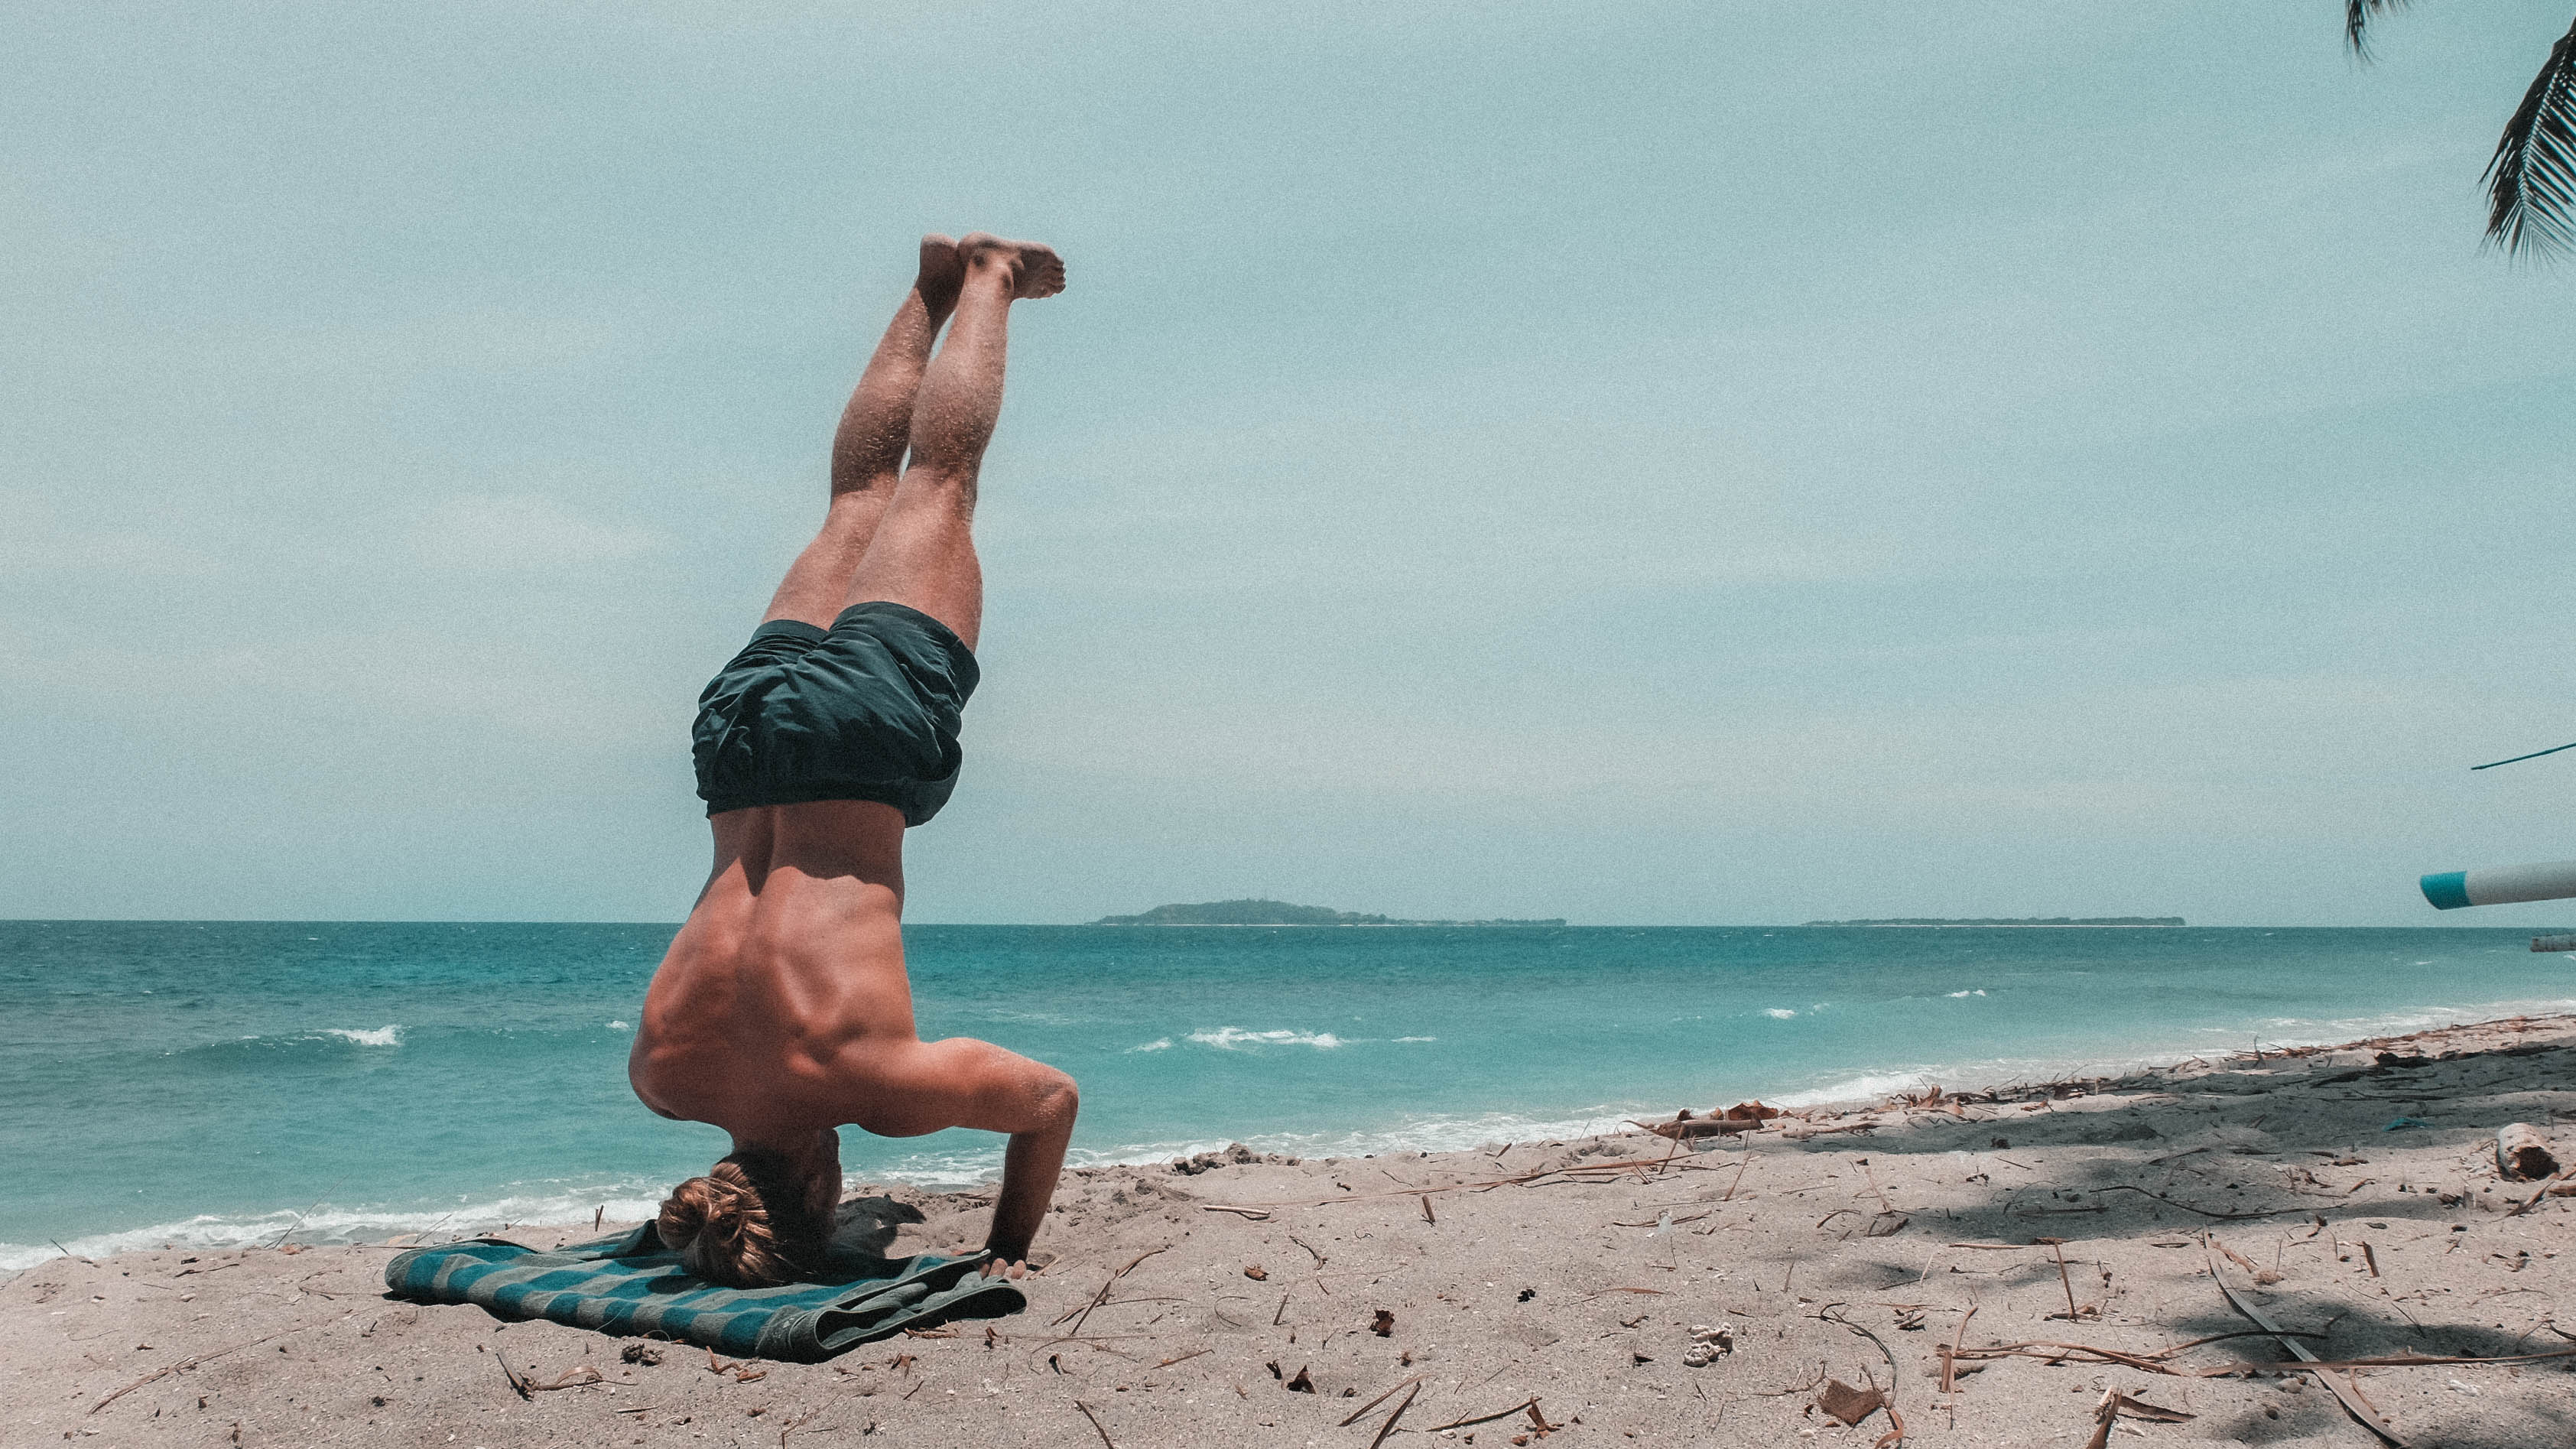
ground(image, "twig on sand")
xmin=1820 ymin=1304 xmax=1905 ymax=1445
xmin=1154 ymin=1348 xmax=1211 ymax=1369
xmin=495 ymin=1354 xmax=603 ymax=1398
xmin=1947 ymin=1328 xmax=2328 ymax=1376
xmin=1072 ymin=1399 xmax=1116 ymax=1448
xmin=1422 ymin=1396 xmax=1547 ymax=1433
xmin=1724 ymin=1151 xmax=1756 ymax=1202
xmin=1338 ymin=1375 xmax=1425 ymax=1427
xmin=1366 ymin=1381 xmax=1422 ymax=1449
xmin=2237 ymin=1347 xmax=2576 ymax=1371
xmin=91 ymin=1311 xmax=357 ymax=1415
xmin=1200 ymin=1205 xmax=1272 ymax=1220
xmin=1057 ymin=1246 xmax=1171 ymax=1337
xmin=1941 ymin=1304 xmax=1977 ymax=1399
xmin=2506 ymin=1168 xmax=2576 ymax=1217
xmin=2205 ymin=1236 xmax=2408 ymax=1447
xmin=2037 ymin=1239 xmax=2084 ymax=1321
xmin=2091 ymin=1185 xmax=2298 ymax=1220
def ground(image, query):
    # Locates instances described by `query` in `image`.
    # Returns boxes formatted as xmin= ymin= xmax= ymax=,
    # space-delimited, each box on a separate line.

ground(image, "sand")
xmin=12 ymin=1014 xmax=2576 ymax=1448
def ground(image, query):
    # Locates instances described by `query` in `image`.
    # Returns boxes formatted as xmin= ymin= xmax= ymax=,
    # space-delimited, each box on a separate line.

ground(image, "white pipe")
xmin=2421 ymin=859 xmax=2576 ymax=910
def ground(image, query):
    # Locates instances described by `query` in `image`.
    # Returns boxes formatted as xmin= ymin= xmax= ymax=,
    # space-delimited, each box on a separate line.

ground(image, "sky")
xmin=5 ymin=1 xmax=2575 ymax=926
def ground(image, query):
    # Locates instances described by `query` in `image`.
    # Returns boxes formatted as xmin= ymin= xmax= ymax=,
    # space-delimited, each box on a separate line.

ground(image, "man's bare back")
xmin=627 ymin=235 xmax=1074 ymax=1287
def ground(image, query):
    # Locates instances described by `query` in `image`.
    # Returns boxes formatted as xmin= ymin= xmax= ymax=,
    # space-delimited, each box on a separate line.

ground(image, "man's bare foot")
xmin=916 ymin=233 xmax=966 ymax=316
xmin=978 ymin=1255 xmax=1027 ymax=1280
xmin=957 ymin=232 xmax=1066 ymax=301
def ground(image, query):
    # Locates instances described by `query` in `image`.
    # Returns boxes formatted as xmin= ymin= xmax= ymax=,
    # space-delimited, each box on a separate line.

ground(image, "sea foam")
xmin=1187 ymin=1027 xmax=1343 ymax=1050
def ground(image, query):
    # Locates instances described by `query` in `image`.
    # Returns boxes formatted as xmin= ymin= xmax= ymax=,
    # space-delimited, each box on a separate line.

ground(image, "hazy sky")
xmin=7 ymin=2 xmax=2575 ymax=924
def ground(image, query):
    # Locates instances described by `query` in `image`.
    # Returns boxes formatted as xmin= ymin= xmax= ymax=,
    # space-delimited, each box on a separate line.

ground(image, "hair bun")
xmin=654 ymin=1155 xmax=816 ymax=1288
xmin=655 ymin=1174 xmax=729 ymax=1252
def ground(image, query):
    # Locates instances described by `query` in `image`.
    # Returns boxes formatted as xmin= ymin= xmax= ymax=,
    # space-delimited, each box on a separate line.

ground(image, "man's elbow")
xmin=1030 ymin=1069 xmax=1079 ymax=1131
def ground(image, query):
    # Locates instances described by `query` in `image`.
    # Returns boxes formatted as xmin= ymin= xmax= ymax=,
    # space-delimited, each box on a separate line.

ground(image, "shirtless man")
xmin=628 ymin=234 xmax=1074 ymax=1288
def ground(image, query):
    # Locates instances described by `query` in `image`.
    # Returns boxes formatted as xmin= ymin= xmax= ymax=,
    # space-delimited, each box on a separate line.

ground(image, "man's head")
xmin=656 ymin=1147 xmax=832 ymax=1288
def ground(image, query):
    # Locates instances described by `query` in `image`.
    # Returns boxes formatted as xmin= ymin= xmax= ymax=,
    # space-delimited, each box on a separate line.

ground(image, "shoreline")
xmin=16 ymin=996 xmax=2576 ymax=1270
xmin=12 ymin=1012 xmax=2576 ymax=1445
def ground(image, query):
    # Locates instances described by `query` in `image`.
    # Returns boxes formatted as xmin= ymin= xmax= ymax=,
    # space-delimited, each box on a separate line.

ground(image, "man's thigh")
xmin=843 ymin=1036 xmax=1064 ymax=1139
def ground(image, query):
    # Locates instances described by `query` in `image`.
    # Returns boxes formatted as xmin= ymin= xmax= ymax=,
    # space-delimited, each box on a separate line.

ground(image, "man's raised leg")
xmin=843 ymin=233 xmax=1065 ymax=649
xmin=761 ymin=236 xmax=966 ymax=628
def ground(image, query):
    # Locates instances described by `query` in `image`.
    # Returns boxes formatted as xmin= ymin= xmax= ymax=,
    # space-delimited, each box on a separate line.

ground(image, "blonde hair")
xmin=656 ymin=1150 xmax=825 ymax=1288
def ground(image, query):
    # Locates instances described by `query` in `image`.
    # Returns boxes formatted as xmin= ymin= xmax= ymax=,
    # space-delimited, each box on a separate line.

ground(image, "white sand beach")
xmin=13 ymin=1015 xmax=2576 ymax=1447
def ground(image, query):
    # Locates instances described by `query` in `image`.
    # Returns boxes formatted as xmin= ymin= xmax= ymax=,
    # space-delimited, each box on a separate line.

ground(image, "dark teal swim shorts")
xmin=691 ymin=602 xmax=979 ymax=826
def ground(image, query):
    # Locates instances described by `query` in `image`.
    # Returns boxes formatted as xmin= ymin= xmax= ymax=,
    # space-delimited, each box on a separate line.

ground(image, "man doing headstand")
xmin=629 ymin=234 xmax=1072 ymax=1288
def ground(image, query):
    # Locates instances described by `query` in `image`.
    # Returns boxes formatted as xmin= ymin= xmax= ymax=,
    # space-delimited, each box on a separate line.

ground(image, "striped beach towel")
xmin=384 ymin=1223 xmax=1025 ymax=1362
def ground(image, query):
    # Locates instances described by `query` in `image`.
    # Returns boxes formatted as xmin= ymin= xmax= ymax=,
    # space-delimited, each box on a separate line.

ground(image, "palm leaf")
xmin=2345 ymin=0 xmax=2409 ymax=59
xmin=2484 ymin=15 xmax=2576 ymax=257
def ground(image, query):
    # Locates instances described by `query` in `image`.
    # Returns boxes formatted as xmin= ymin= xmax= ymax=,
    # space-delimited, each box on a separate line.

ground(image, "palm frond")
xmin=2483 ymin=15 xmax=2576 ymax=258
xmin=2346 ymin=0 xmax=2409 ymax=60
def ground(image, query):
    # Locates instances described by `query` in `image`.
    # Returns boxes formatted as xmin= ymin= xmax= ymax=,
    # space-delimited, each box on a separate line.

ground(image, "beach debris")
xmin=2507 ymin=1168 xmax=2576 ymax=1215
xmin=1202 ymin=1204 xmax=1272 ymax=1220
xmin=1285 ymin=1365 xmax=1316 ymax=1393
xmin=2204 ymin=1236 xmax=2409 ymax=1446
xmin=1369 ymin=1309 xmax=1395 ymax=1337
xmin=1938 ymin=1302 xmax=1981 ymax=1397
xmin=496 ymin=1356 xmax=604 ymax=1399
xmin=1340 ymin=1376 xmax=1426 ymax=1426
xmin=1171 ymin=1142 xmax=1291 ymax=1174
xmin=2035 ymin=1238 xmax=2097 ymax=1321
xmin=1057 ymin=1245 xmax=1170 ymax=1336
xmin=1682 ymin=1323 xmax=1734 ymax=1366
xmin=1072 ymin=1399 xmax=1118 ymax=1448
xmin=1419 ymin=1194 xmax=1437 ymax=1223
xmin=2079 ymin=1389 xmax=2198 ymax=1449
xmin=1813 ymin=1378 xmax=1887 ymax=1427
xmin=2382 ymin=1117 xmax=2433 ymax=1132
xmin=620 ymin=1343 xmax=664 ymax=1366
xmin=2496 ymin=1123 xmax=2560 ymax=1181
xmin=90 ymin=1310 xmax=359 ymax=1416
xmin=1635 ymin=1102 xmax=1783 ymax=1141
xmin=1243 ymin=1264 xmax=1268 ymax=1281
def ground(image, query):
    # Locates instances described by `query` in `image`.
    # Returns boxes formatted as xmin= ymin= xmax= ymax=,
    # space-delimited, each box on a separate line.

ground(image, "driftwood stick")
xmin=1072 ymin=1399 xmax=1117 ymax=1449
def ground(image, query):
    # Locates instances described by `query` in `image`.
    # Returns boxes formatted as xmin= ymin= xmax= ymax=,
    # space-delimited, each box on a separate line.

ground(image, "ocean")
xmin=4 ymin=921 xmax=2569 ymax=1271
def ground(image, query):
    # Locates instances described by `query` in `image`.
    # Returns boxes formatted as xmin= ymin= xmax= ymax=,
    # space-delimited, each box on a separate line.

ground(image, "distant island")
xmin=1803 ymin=916 xmax=2186 ymax=928
xmin=1094 ymin=898 xmax=1566 ymax=928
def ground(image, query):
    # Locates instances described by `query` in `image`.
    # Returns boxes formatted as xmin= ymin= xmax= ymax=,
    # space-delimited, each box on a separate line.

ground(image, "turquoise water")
xmin=4 ymin=921 xmax=2571 ymax=1269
